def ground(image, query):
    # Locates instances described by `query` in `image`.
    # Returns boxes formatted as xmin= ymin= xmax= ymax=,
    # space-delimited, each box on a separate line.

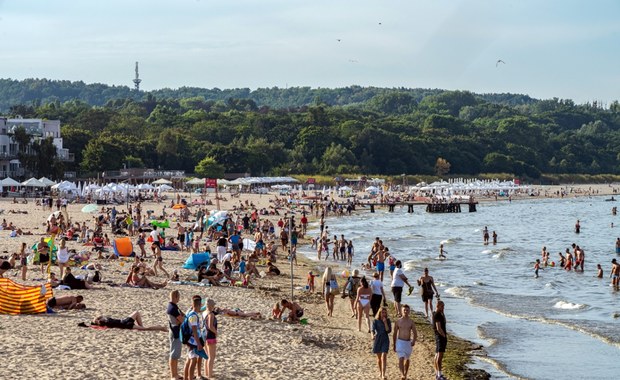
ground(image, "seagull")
xmin=496 ymin=59 xmax=505 ymax=67
xmin=378 ymin=22 xmax=382 ymax=25
xmin=337 ymin=39 xmax=341 ymax=42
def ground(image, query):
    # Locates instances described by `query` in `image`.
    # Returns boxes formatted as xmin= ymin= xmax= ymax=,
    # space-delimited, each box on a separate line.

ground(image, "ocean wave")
xmin=441 ymin=237 xmax=462 ymax=245
xmin=553 ymin=301 xmax=586 ymax=310
xmin=473 ymin=281 xmax=486 ymax=286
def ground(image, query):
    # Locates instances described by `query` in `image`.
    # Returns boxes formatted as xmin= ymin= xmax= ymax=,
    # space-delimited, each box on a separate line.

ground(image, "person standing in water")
xmin=483 ymin=226 xmax=489 ymax=245
xmin=534 ymin=259 xmax=541 ymax=278
xmin=615 ymin=238 xmax=620 ymax=254
xmin=439 ymin=244 xmax=447 ymax=259
xmin=492 ymin=231 xmax=498 ymax=245
xmin=418 ymin=268 xmax=439 ymax=318
xmin=575 ymin=219 xmax=580 ymax=234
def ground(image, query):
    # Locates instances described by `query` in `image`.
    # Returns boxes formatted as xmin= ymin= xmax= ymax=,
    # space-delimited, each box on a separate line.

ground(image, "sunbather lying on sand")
xmin=90 ymin=311 xmax=166 ymax=331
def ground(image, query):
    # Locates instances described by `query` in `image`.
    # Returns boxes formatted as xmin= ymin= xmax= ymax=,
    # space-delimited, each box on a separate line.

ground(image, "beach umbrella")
xmin=81 ymin=204 xmax=98 ymax=213
xmin=186 ymin=178 xmax=204 ymax=185
xmin=0 ymin=177 xmax=20 ymax=187
xmin=152 ymin=178 xmax=173 ymax=185
xmin=38 ymin=177 xmax=56 ymax=187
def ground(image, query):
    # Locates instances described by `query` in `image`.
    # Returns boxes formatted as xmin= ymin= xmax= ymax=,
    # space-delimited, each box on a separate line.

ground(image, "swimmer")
xmin=597 ymin=264 xmax=603 ymax=279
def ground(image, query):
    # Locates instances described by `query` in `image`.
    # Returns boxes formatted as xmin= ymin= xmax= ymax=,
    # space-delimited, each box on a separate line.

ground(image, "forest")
xmin=2 ymin=78 xmax=620 ymax=180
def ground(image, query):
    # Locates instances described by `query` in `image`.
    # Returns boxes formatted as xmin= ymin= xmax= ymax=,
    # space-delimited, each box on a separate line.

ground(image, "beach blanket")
xmin=0 ymin=278 xmax=53 ymax=315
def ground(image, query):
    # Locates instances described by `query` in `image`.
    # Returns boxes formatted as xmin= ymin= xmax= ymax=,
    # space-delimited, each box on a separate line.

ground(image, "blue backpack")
xmin=180 ymin=310 xmax=198 ymax=345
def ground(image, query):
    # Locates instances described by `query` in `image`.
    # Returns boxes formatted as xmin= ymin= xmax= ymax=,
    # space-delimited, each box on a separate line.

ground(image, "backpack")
xmin=180 ymin=311 xmax=198 ymax=345
xmin=345 ymin=276 xmax=359 ymax=296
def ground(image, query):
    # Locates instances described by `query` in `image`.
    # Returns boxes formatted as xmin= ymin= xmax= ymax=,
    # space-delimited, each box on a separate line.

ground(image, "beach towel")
xmin=0 ymin=278 xmax=53 ymax=315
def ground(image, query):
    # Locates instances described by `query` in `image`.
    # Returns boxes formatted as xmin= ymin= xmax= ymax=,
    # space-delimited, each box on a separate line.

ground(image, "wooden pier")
xmin=365 ymin=200 xmax=477 ymax=213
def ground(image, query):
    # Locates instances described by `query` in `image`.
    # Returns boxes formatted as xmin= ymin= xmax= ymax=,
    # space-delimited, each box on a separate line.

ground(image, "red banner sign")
xmin=306 ymin=178 xmax=316 ymax=184
xmin=205 ymin=178 xmax=218 ymax=188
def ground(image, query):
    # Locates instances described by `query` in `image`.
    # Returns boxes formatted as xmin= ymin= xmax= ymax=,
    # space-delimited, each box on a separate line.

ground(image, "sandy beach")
xmin=0 ymin=183 xmax=614 ymax=380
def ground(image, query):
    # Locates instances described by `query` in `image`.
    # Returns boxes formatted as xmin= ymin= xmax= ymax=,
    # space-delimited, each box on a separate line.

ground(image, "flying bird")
xmin=496 ymin=59 xmax=505 ymax=67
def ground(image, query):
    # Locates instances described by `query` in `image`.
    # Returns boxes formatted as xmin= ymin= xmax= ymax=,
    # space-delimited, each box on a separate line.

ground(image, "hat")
xmin=352 ymin=269 xmax=360 ymax=277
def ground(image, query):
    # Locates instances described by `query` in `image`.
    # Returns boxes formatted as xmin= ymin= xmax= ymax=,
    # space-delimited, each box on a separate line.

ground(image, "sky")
xmin=0 ymin=0 xmax=618 ymax=103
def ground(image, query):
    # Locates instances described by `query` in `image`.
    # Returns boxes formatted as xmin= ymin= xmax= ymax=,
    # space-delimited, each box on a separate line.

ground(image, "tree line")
xmin=2 ymin=79 xmax=620 ymax=179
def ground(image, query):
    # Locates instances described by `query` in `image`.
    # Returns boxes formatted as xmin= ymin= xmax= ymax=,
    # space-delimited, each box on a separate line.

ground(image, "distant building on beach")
xmin=0 ymin=117 xmax=73 ymax=179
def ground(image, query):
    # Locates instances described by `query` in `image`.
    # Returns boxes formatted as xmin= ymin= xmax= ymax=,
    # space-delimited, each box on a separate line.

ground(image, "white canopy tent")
xmin=38 ymin=177 xmax=56 ymax=186
xmin=1 ymin=177 xmax=21 ymax=187
xmin=21 ymin=178 xmax=46 ymax=187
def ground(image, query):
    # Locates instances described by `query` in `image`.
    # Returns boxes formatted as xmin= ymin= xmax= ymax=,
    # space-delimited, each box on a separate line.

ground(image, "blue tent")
xmin=183 ymin=252 xmax=210 ymax=270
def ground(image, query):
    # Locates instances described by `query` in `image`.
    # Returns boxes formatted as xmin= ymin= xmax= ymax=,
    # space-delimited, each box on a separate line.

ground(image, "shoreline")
xmin=299 ymin=215 xmax=491 ymax=380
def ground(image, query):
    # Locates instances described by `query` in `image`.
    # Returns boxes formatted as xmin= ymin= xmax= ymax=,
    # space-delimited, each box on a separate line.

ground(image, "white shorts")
xmin=395 ymin=338 xmax=413 ymax=359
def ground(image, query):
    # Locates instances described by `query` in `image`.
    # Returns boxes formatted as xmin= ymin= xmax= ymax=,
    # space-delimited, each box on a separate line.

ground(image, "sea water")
xmin=301 ymin=196 xmax=620 ymax=380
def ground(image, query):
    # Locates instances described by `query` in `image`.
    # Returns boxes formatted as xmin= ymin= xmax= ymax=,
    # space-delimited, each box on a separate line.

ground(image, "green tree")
xmin=194 ymin=156 xmax=225 ymax=178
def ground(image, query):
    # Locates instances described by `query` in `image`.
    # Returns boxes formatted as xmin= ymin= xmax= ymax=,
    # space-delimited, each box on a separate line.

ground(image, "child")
xmin=242 ymin=273 xmax=251 ymax=288
xmin=271 ymin=302 xmax=282 ymax=319
xmin=238 ymin=257 xmax=247 ymax=278
xmin=307 ymin=271 xmax=316 ymax=293
xmin=534 ymin=259 xmax=541 ymax=278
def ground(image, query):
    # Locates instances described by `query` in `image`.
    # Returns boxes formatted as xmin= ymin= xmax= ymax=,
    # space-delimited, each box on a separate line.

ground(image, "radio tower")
xmin=133 ymin=61 xmax=142 ymax=91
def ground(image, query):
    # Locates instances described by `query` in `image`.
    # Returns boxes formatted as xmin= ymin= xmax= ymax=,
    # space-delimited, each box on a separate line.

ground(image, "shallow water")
xmin=302 ymin=196 xmax=620 ymax=379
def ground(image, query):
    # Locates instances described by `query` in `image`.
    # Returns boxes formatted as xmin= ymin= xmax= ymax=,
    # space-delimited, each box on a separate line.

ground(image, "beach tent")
xmin=113 ymin=237 xmax=134 ymax=257
xmin=0 ymin=278 xmax=53 ymax=315
xmin=182 ymin=252 xmax=211 ymax=270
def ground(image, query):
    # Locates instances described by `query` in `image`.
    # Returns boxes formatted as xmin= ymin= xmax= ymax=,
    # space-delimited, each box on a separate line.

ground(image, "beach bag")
xmin=180 ymin=311 xmax=197 ymax=345
xmin=329 ymin=278 xmax=339 ymax=295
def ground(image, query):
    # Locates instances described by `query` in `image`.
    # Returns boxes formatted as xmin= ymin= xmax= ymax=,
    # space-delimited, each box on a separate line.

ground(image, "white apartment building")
xmin=0 ymin=117 xmax=73 ymax=178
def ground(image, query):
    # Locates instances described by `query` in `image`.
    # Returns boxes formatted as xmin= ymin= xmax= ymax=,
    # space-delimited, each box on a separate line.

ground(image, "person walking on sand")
xmin=322 ymin=267 xmax=338 ymax=317
xmin=393 ymin=304 xmax=417 ymax=380
xmin=433 ymin=301 xmax=448 ymax=380
xmin=372 ymin=307 xmax=391 ymax=380
xmin=167 ymin=290 xmax=184 ymax=380
xmin=391 ymin=260 xmax=413 ymax=318
xmin=370 ymin=272 xmax=386 ymax=317
xmin=355 ymin=277 xmax=373 ymax=333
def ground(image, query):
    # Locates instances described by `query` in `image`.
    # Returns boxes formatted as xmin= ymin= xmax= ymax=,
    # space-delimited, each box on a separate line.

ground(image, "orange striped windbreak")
xmin=0 ymin=278 xmax=53 ymax=315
